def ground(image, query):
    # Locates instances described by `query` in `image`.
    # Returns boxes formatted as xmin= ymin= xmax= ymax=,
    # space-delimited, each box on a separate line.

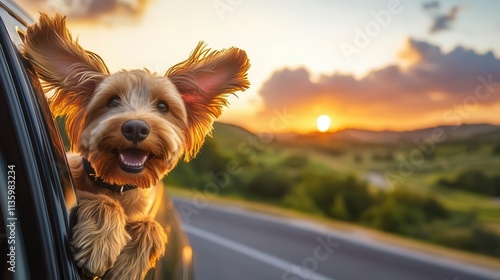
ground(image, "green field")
xmin=58 ymin=116 xmax=500 ymax=257
xmin=166 ymin=122 xmax=500 ymax=258
xmin=297 ymin=142 xmax=500 ymax=224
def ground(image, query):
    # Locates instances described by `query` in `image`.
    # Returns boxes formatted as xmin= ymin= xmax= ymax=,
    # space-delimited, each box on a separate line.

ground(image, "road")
xmin=173 ymin=198 xmax=500 ymax=280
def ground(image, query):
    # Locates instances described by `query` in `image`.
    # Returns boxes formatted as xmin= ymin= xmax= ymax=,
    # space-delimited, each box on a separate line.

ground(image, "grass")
xmin=296 ymin=140 xmax=500 ymax=223
xmin=287 ymin=141 xmax=500 ymax=227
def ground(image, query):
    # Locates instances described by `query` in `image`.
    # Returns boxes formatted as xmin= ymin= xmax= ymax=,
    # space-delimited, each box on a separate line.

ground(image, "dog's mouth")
xmin=117 ymin=148 xmax=150 ymax=173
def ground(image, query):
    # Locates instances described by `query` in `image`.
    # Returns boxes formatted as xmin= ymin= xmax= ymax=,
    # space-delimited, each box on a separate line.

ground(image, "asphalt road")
xmin=173 ymin=198 xmax=500 ymax=280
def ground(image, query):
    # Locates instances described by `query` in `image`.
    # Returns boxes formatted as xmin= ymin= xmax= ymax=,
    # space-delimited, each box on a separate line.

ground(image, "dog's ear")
xmin=21 ymin=13 xmax=109 ymax=117
xmin=166 ymin=42 xmax=250 ymax=160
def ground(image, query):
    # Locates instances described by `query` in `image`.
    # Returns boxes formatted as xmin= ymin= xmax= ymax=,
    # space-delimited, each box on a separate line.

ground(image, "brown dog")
xmin=21 ymin=13 xmax=250 ymax=279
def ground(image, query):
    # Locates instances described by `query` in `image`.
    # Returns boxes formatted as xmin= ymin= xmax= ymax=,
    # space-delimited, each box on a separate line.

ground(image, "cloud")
xmin=422 ymin=1 xmax=460 ymax=34
xmin=423 ymin=1 xmax=440 ymax=11
xmin=429 ymin=6 xmax=459 ymax=34
xmin=18 ymin=0 xmax=152 ymax=22
xmin=258 ymin=38 xmax=500 ymax=128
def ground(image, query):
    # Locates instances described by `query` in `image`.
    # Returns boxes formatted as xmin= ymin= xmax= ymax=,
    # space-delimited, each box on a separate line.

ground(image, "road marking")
xmin=184 ymin=224 xmax=336 ymax=280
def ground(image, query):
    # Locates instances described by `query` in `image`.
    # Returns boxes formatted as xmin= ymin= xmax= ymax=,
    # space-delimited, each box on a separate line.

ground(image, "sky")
xmin=16 ymin=0 xmax=500 ymax=133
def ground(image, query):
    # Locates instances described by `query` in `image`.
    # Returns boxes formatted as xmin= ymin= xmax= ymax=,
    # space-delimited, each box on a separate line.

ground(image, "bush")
xmin=493 ymin=143 xmax=500 ymax=155
xmin=353 ymin=153 xmax=363 ymax=163
xmin=336 ymin=176 xmax=374 ymax=221
xmin=282 ymin=184 xmax=323 ymax=214
xmin=286 ymin=172 xmax=374 ymax=221
xmin=188 ymin=138 xmax=229 ymax=172
xmin=361 ymin=189 xmax=448 ymax=235
xmin=165 ymin=161 xmax=204 ymax=188
xmin=244 ymin=169 xmax=293 ymax=200
xmin=438 ymin=170 xmax=500 ymax=196
xmin=391 ymin=189 xmax=449 ymax=221
xmin=281 ymin=154 xmax=309 ymax=168
xmin=493 ymin=175 xmax=500 ymax=196
xmin=371 ymin=151 xmax=395 ymax=162
xmin=329 ymin=195 xmax=351 ymax=220
xmin=432 ymin=225 xmax=500 ymax=257
xmin=167 ymin=138 xmax=231 ymax=190
xmin=361 ymin=198 xmax=426 ymax=235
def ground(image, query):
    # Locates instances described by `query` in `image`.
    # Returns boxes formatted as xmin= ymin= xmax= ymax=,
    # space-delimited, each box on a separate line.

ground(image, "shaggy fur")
xmin=21 ymin=13 xmax=250 ymax=279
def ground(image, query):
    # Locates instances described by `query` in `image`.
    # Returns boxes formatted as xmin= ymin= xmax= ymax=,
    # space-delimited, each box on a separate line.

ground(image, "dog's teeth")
xmin=120 ymin=153 xmax=148 ymax=167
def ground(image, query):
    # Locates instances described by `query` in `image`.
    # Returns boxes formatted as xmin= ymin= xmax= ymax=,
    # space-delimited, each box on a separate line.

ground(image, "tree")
xmin=438 ymin=170 xmax=496 ymax=196
xmin=245 ymin=169 xmax=293 ymax=200
xmin=329 ymin=195 xmax=350 ymax=220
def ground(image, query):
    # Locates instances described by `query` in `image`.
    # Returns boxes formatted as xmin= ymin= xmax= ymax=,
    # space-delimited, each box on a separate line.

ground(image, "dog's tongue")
xmin=119 ymin=148 xmax=149 ymax=168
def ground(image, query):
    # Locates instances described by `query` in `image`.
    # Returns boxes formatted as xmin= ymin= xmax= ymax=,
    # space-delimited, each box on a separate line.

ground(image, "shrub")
xmin=391 ymin=189 xmax=449 ymax=221
xmin=336 ymin=176 xmax=374 ymax=221
xmin=244 ymin=169 xmax=293 ymax=200
xmin=361 ymin=189 xmax=448 ymax=235
xmin=188 ymin=138 xmax=228 ymax=172
xmin=281 ymin=154 xmax=309 ymax=168
xmin=167 ymin=138 xmax=231 ymax=190
xmin=493 ymin=143 xmax=500 ymax=155
xmin=371 ymin=152 xmax=394 ymax=162
xmin=432 ymin=225 xmax=500 ymax=257
xmin=329 ymin=195 xmax=351 ymax=220
xmin=288 ymin=172 xmax=374 ymax=221
xmin=361 ymin=198 xmax=426 ymax=235
xmin=353 ymin=153 xmax=363 ymax=163
xmin=282 ymin=184 xmax=323 ymax=215
xmin=438 ymin=170 xmax=499 ymax=196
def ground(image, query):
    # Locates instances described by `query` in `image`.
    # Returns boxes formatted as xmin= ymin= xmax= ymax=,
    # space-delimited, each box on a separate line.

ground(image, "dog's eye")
xmin=108 ymin=97 xmax=121 ymax=108
xmin=157 ymin=101 xmax=169 ymax=113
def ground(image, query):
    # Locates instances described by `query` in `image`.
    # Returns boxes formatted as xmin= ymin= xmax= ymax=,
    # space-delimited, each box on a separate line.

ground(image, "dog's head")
xmin=21 ymin=13 xmax=250 ymax=188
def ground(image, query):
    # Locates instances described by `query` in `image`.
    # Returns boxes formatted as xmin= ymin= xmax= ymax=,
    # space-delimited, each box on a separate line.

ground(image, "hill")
xmin=273 ymin=123 xmax=500 ymax=144
xmin=211 ymin=122 xmax=256 ymax=148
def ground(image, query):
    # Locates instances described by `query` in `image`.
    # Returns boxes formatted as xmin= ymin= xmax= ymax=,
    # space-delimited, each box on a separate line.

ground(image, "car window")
xmin=0 ymin=1 xmax=31 ymax=46
xmin=1 ymin=1 xmax=76 ymax=212
xmin=0 ymin=6 xmax=80 ymax=279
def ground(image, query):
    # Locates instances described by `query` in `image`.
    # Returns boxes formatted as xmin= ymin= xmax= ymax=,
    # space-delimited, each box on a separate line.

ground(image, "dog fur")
xmin=21 ymin=13 xmax=250 ymax=279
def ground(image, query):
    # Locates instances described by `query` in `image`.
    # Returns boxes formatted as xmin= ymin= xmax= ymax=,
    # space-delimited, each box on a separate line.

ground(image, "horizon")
xmin=219 ymin=120 xmax=500 ymax=135
xmin=16 ymin=0 xmax=500 ymax=133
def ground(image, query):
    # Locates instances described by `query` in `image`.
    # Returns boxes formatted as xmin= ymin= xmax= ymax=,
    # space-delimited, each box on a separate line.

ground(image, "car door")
xmin=0 ymin=2 xmax=193 ymax=279
xmin=0 ymin=8 xmax=81 ymax=279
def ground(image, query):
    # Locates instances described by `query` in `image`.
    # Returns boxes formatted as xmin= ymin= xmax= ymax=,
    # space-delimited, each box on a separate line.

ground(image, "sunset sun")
xmin=316 ymin=115 xmax=331 ymax=132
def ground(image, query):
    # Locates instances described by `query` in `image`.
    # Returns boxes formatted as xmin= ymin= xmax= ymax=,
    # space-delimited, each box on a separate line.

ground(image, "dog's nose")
xmin=121 ymin=120 xmax=150 ymax=142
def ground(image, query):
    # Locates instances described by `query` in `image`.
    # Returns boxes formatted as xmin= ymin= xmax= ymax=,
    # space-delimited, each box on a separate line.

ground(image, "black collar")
xmin=82 ymin=157 xmax=138 ymax=194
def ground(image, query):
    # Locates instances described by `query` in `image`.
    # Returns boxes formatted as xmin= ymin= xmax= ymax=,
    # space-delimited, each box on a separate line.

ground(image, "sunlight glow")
xmin=316 ymin=115 xmax=331 ymax=132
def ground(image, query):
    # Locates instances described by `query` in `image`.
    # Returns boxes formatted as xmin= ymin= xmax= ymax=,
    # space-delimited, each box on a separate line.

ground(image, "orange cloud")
xmin=18 ymin=0 xmax=152 ymax=22
xmin=257 ymin=38 xmax=500 ymax=131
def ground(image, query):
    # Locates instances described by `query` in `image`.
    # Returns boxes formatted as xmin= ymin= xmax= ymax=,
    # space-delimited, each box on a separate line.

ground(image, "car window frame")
xmin=0 ymin=12 xmax=81 ymax=279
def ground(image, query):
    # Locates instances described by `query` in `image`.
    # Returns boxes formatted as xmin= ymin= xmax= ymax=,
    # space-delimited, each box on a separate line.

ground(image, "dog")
xmin=21 ymin=13 xmax=250 ymax=279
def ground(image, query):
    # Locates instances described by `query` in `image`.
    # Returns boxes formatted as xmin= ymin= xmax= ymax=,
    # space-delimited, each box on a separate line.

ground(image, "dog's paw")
xmin=71 ymin=194 xmax=130 ymax=277
xmin=104 ymin=218 xmax=168 ymax=280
